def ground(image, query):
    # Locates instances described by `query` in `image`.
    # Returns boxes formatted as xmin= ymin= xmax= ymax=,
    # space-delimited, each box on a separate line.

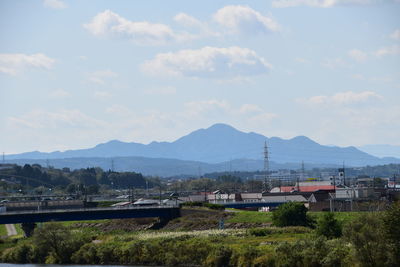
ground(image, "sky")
xmin=0 ymin=0 xmax=399 ymax=154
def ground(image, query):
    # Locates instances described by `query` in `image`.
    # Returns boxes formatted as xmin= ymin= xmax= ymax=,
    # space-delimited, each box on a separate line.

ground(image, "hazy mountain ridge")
xmin=358 ymin=144 xmax=400 ymax=158
xmin=6 ymin=123 xmax=400 ymax=169
xmin=3 ymin=157 xmax=342 ymax=177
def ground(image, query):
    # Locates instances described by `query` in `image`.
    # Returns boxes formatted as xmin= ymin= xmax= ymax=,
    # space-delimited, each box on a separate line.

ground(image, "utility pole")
xmin=343 ymin=161 xmax=346 ymax=187
xmin=264 ymin=141 xmax=270 ymax=192
xmin=298 ymin=161 xmax=304 ymax=192
xmin=111 ymin=159 xmax=115 ymax=172
xmin=198 ymin=165 xmax=202 ymax=178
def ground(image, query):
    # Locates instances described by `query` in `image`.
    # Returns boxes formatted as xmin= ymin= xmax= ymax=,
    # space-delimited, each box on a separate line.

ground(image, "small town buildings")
xmin=270 ymin=181 xmax=336 ymax=193
xmin=240 ymin=193 xmax=262 ymax=202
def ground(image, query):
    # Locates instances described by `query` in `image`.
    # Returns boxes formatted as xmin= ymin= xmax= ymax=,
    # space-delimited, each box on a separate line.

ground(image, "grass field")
xmin=226 ymin=210 xmax=274 ymax=223
xmin=0 ymin=225 xmax=7 ymax=237
xmin=227 ymin=209 xmax=363 ymax=225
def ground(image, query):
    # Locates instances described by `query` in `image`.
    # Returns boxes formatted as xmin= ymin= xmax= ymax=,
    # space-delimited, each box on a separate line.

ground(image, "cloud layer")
xmin=0 ymin=53 xmax=55 ymax=75
xmin=298 ymin=91 xmax=383 ymax=105
xmin=84 ymin=10 xmax=191 ymax=45
xmin=213 ymin=5 xmax=279 ymax=34
xmin=141 ymin=46 xmax=271 ymax=79
xmin=84 ymin=6 xmax=280 ymax=45
xmin=272 ymin=0 xmax=395 ymax=8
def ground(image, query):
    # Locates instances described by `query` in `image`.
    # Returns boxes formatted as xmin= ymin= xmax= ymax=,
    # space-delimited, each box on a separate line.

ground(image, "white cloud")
xmin=43 ymin=0 xmax=66 ymax=9
xmin=348 ymin=49 xmax=367 ymax=62
xmin=390 ymin=29 xmax=400 ymax=40
xmin=84 ymin=10 xmax=192 ymax=45
xmin=298 ymin=91 xmax=383 ymax=105
xmin=272 ymin=0 xmax=390 ymax=8
xmin=141 ymin=46 xmax=272 ymax=79
xmin=174 ymin=13 xmax=203 ymax=28
xmin=0 ymin=53 xmax=55 ymax=76
xmin=173 ymin=13 xmax=218 ymax=38
xmin=375 ymin=45 xmax=400 ymax=57
xmin=213 ymin=5 xmax=279 ymax=35
xmin=50 ymin=89 xmax=70 ymax=98
xmin=87 ymin=70 xmax=118 ymax=85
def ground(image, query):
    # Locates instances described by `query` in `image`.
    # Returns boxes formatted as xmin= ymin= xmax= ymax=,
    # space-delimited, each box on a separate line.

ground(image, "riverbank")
xmin=0 ymin=205 xmax=398 ymax=266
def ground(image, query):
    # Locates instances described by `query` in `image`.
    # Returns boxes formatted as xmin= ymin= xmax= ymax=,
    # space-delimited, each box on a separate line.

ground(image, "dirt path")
xmin=5 ymin=224 xmax=17 ymax=236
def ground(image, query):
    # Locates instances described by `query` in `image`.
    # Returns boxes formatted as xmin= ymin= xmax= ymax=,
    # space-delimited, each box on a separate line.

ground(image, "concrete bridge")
xmin=0 ymin=205 xmax=180 ymax=224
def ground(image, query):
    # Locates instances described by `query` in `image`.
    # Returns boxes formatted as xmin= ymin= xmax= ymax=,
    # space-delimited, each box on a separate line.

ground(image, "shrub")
xmin=1 ymin=243 xmax=34 ymax=263
xmin=272 ymin=202 xmax=314 ymax=227
xmin=315 ymin=212 xmax=342 ymax=239
xmin=204 ymin=246 xmax=232 ymax=267
xmin=204 ymin=203 xmax=225 ymax=210
xmin=32 ymin=223 xmax=91 ymax=264
xmin=248 ymin=228 xmax=270 ymax=237
xmin=275 ymin=236 xmax=350 ymax=267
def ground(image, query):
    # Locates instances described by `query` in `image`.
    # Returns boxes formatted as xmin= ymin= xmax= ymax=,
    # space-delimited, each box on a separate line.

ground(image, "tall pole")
xmin=264 ymin=140 xmax=270 ymax=192
xmin=343 ymin=161 xmax=346 ymax=187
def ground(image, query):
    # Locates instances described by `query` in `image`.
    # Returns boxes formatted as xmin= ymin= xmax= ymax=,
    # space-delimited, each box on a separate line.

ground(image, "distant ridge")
xmin=6 ymin=123 xmax=400 ymax=168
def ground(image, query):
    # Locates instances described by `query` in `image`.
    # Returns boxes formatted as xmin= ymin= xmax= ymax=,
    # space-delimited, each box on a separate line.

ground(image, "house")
xmin=207 ymin=191 xmax=241 ymax=204
xmin=241 ymin=193 xmax=262 ymax=202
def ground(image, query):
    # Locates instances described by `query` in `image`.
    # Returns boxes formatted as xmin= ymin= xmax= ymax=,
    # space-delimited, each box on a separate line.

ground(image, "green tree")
xmin=381 ymin=201 xmax=400 ymax=265
xmin=343 ymin=214 xmax=389 ymax=267
xmin=272 ymin=202 xmax=314 ymax=227
xmin=32 ymin=223 xmax=90 ymax=264
xmin=315 ymin=212 xmax=342 ymax=239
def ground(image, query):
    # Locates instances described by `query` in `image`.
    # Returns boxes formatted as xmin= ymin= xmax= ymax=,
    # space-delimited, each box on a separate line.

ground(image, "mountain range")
xmin=357 ymin=144 xmax=400 ymax=159
xmin=5 ymin=123 xmax=400 ymax=176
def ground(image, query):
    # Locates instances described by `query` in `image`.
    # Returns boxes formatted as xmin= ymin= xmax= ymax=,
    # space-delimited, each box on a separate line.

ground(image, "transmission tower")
xmin=263 ymin=141 xmax=270 ymax=192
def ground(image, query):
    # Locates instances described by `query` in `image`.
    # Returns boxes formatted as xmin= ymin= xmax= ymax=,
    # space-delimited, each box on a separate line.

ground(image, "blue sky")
xmin=0 ymin=0 xmax=399 ymax=154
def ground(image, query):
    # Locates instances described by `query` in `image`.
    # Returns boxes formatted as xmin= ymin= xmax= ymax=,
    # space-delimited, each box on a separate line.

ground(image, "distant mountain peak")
xmin=207 ymin=123 xmax=237 ymax=131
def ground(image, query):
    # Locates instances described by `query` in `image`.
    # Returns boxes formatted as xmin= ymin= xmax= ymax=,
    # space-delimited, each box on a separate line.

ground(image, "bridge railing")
xmin=1 ymin=204 xmax=180 ymax=215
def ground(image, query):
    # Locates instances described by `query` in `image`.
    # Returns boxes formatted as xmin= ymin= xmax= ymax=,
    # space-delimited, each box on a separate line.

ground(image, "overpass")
xmin=0 ymin=205 xmax=180 ymax=224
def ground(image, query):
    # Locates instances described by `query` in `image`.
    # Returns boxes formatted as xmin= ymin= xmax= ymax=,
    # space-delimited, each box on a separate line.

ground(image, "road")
xmin=5 ymin=224 xmax=17 ymax=236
